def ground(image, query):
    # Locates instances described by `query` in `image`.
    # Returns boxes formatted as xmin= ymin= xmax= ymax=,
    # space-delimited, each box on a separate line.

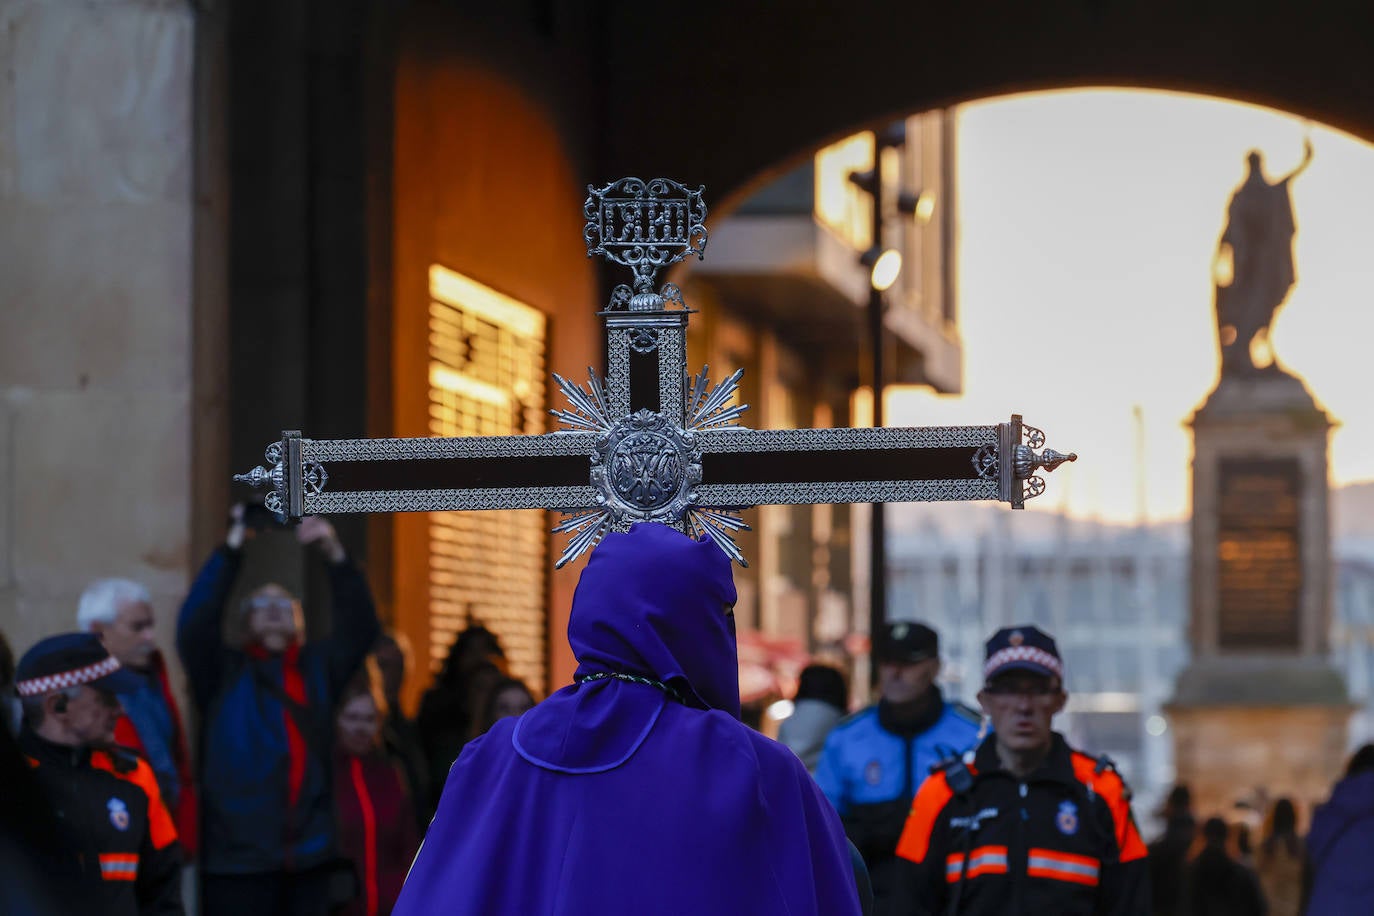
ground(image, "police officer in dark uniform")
xmin=16 ymin=633 xmax=184 ymax=915
xmin=895 ymin=625 xmax=1149 ymax=916
xmin=815 ymin=622 xmax=981 ymax=915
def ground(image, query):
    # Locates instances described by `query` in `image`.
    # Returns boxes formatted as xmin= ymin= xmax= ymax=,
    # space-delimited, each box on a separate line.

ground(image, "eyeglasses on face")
xmin=249 ymin=596 xmax=296 ymax=612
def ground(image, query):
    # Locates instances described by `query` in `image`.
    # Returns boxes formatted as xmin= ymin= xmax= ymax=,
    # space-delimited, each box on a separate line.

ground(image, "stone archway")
xmin=588 ymin=1 xmax=1374 ymax=208
xmin=208 ymin=0 xmax=1374 ymax=706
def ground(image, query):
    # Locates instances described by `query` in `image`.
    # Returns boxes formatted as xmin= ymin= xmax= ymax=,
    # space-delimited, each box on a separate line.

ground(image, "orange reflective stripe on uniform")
xmin=98 ymin=852 xmax=140 ymax=882
xmin=944 ymin=845 xmax=1008 ymax=882
xmin=895 ymin=771 xmax=955 ymax=863
xmin=1070 ymin=753 xmax=1148 ymax=863
xmin=1027 ymin=848 xmax=1100 ymax=886
xmin=92 ymin=750 xmax=180 ymax=850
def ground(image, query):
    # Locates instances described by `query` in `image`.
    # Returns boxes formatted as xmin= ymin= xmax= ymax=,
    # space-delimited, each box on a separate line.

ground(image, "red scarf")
xmin=350 ymin=756 xmax=379 ymax=916
xmin=247 ymin=641 xmax=308 ymax=813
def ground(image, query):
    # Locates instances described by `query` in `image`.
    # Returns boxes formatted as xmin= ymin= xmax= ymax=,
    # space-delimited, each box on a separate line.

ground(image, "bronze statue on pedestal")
xmin=1214 ymin=139 xmax=1313 ymax=376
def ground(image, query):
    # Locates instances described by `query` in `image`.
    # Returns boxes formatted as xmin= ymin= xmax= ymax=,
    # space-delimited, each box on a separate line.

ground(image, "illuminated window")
xmin=426 ymin=265 xmax=548 ymax=690
xmin=814 ymin=133 xmax=874 ymax=250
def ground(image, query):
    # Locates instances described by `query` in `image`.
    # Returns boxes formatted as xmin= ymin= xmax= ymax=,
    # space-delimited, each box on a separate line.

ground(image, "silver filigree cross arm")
xmin=233 ymin=178 xmax=1078 ymax=566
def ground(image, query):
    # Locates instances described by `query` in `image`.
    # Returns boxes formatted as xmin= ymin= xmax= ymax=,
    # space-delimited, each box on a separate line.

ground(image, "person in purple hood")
xmin=393 ymin=522 xmax=864 ymax=916
xmin=1302 ymin=743 xmax=1374 ymax=915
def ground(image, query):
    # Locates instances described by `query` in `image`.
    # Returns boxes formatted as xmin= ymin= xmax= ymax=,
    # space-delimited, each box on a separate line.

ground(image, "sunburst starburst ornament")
xmin=550 ymin=364 xmax=751 ymax=567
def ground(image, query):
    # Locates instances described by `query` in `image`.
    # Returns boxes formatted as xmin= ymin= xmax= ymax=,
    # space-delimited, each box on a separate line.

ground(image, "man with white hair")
xmin=78 ymin=577 xmax=198 ymax=856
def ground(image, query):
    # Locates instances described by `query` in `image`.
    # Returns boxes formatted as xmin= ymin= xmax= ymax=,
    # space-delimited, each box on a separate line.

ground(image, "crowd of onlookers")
xmin=4 ymin=506 xmax=1374 ymax=915
xmin=1141 ymin=751 xmax=1374 ymax=916
xmin=0 ymin=509 xmax=538 ymax=916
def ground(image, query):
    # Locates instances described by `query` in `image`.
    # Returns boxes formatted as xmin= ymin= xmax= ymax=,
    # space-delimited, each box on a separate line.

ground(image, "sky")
xmin=888 ymin=89 xmax=1374 ymax=525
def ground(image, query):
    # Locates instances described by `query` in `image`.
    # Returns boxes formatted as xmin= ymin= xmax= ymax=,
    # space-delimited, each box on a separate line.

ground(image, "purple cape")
xmin=395 ymin=523 xmax=861 ymax=915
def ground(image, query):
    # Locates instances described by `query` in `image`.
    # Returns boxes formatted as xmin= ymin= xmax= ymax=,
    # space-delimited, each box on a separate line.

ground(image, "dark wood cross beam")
xmin=235 ymin=178 xmax=1076 ymax=567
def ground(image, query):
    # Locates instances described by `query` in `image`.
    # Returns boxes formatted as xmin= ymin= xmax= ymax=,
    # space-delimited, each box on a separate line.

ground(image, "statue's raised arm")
xmin=1279 ymin=138 xmax=1315 ymax=184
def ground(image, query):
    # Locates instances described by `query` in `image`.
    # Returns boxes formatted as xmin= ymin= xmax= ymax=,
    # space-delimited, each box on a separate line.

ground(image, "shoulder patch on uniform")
xmin=107 ymin=797 xmax=131 ymax=831
xmin=1056 ymin=799 xmax=1080 ymax=835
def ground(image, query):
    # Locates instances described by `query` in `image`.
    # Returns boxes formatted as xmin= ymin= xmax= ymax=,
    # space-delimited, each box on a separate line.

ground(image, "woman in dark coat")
xmin=334 ymin=674 xmax=420 ymax=916
xmin=415 ymin=625 xmax=506 ymax=807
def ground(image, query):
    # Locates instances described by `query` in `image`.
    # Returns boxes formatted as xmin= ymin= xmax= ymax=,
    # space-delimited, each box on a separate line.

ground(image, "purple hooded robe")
xmin=394 ymin=523 xmax=861 ymax=915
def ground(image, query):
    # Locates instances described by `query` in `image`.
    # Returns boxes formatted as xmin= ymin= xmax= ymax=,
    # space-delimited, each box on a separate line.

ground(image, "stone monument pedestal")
xmin=1167 ymin=658 xmax=1352 ymax=817
xmin=1169 ymin=370 xmax=1351 ymax=817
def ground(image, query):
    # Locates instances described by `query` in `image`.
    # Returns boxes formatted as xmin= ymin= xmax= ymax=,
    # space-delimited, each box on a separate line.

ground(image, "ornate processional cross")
xmin=235 ymin=178 xmax=1076 ymax=567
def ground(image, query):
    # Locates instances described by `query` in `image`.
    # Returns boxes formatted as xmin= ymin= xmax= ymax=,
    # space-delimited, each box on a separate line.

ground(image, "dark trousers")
xmin=202 ymin=866 xmax=340 ymax=916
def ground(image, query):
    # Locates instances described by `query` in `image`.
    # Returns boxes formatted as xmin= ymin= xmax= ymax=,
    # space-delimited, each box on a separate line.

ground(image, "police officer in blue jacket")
xmin=815 ymin=621 xmax=981 ymax=916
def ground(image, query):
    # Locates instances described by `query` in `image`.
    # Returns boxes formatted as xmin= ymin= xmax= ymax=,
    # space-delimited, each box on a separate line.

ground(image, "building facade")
xmin=689 ymin=110 xmax=962 ymax=699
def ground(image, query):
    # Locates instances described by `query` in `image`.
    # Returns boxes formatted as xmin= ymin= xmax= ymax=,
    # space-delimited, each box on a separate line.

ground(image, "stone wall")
xmin=0 ymin=0 xmax=195 ymax=671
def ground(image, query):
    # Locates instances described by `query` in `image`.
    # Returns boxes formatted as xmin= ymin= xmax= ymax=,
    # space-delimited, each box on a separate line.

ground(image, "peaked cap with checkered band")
xmin=983 ymin=624 xmax=1063 ymax=683
xmin=15 ymin=632 xmax=141 ymax=698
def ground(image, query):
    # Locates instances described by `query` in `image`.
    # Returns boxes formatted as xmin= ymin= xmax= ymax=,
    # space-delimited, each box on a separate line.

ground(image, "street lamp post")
xmin=850 ymin=121 xmax=913 ymax=683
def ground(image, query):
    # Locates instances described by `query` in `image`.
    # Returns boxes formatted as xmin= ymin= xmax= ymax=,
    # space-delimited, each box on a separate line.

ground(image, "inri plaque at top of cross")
xmin=234 ymin=178 xmax=1077 ymax=567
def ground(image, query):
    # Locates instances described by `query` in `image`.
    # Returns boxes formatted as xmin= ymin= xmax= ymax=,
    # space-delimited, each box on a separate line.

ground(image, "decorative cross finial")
xmin=551 ymin=178 xmax=747 ymax=565
xmin=584 ymin=177 xmax=708 ymax=309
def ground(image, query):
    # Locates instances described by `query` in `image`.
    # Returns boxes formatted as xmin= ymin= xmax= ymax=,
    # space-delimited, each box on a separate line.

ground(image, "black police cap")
xmin=874 ymin=621 xmax=939 ymax=664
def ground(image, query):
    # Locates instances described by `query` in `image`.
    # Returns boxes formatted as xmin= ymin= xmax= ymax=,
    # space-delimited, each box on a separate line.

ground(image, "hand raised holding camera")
xmin=227 ymin=502 xmax=253 ymax=550
xmin=297 ymin=515 xmax=346 ymax=565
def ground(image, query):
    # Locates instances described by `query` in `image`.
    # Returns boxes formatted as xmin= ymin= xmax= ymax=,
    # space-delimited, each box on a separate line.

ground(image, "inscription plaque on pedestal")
xmin=1216 ymin=457 xmax=1301 ymax=650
